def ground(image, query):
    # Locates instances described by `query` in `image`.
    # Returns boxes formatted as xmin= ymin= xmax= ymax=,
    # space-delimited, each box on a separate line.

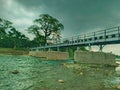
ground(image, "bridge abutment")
xmin=74 ymin=51 xmax=116 ymax=65
xmin=29 ymin=51 xmax=69 ymax=60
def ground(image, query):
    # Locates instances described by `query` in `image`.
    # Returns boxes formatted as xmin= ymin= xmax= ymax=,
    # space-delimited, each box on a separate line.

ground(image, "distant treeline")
xmin=0 ymin=14 xmax=64 ymax=49
xmin=0 ymin=18 xmax=41 ymax=48
xmin=116 ymin=55 xmax=120 ymax=58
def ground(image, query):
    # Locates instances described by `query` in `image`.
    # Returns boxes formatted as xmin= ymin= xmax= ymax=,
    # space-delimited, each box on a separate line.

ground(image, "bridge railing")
xmin=62 ymin=26 xmax=120 ymax=45
xmin=31 ymin=26 xmax=120 ymax=50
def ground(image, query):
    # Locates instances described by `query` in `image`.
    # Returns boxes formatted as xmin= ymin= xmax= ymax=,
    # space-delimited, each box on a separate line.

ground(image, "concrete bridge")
xmin=31 ymin=26 xmax=120 ymax=52
xmin=29 ymin=26 xmax=120 ymax=65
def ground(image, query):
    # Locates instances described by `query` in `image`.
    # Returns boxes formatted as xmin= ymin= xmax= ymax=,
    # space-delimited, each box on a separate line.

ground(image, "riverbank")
xmin=0 ymin=54 xmax=120 ymax=90
xmin=0 ymin=48 xmax=29 ymax=55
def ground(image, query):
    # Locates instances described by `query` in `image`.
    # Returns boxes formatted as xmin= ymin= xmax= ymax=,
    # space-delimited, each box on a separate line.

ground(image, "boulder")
xmin=58 ymin=80 xmax=64 ymax=83
xmin=12 ymin=70 xmax=19 ymax=74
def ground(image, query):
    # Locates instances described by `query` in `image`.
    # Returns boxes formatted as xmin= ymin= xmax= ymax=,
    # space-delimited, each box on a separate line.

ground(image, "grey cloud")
xmin=1 ymin=0 xmax=120 ymax=54
xmin=1 ymin=0 xmax=120 ymax=37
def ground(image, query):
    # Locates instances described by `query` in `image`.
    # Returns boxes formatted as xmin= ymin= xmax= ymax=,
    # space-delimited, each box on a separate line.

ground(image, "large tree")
xmin=28 ymin=14 xmax=64 ymax=45
xmin=9 ymin=27 xmax=29 ymax=48
xmin=28 ymin=25 xmax=44 ymax=45
xmin=0 ymin=18 xmax=12 ymax=39
xmin=0 ymin=18 xmax=30 ymax=48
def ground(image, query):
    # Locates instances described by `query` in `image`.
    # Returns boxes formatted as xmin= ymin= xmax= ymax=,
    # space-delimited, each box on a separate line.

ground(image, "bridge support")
xmin=48 ymin=48 xmax=51 ymax=51
xmin=43 ymin=48 xmax=45 ymax=51
xmin=99 ymin=45 xmax=105 ymax=52
xmin=36 ymin=48 xmax=39 ymax=51
xmin=77 ymin=47 xmax=80 ymax=51
xmin=74 ymin=51 xmax=116 ymax=65
xmin=66 ymin=47 xmax=69 ymax=52
xmin=57 ymin=47 xmax=60 ymax=51
xmin=88 ymin=44 xmax=92 ymax=51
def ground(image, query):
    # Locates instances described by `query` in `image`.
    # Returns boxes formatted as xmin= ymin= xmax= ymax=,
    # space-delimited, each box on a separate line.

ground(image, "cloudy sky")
xmin=0 ymin=0 xmax=120 ymax=55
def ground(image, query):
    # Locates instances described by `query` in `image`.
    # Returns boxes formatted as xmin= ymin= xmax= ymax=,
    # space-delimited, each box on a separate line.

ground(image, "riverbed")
xmin=0 ymin=54 xmax=120 ymax=90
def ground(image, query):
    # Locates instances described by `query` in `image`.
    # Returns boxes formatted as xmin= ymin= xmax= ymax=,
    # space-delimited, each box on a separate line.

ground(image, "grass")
xmin=0 ymin=48 xmax=29 ymax=55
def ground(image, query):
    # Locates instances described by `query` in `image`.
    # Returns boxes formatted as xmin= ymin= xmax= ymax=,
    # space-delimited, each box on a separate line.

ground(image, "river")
xmin=0 ymin=54 xmax=120 ymax=90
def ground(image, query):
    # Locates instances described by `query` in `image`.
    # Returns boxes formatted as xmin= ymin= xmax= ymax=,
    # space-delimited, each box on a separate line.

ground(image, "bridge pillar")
xmin=43 ymin=48 xmax=45 ymax=51
xmin=48 ymin=48 xmax=51 ymax=51
xmin=57 ymin=47 xmax=59 ymax=51
xmin=30 ymin=48 xmax=33 ymax=51
xmin=99 ymin=45 xmax=105 ymax=52
xmin=41 ymin=49 xmax=43 ymax=51
xmin=88 ymin=44 xmax=92 ymax=51
xmin=77 ymin=47 xmax=80 ymax=51
xmin=36 ymin=48 xmax=39 ymax=51
xmin=66 ymin=47 xmax=69 ymax=52
xmin=118 ymin=26 xmax=120 ymax=40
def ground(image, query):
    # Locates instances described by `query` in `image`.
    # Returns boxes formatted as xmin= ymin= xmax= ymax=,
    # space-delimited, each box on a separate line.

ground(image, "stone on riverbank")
xmin=58 ymin=80 xmax=64 ymax=83
xmin=12 ymin=70 xmax=19 ymax=74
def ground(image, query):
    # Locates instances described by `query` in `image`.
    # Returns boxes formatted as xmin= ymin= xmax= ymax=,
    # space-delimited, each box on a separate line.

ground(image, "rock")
xmin=116 ymin=85 xmax=120 ymax=89
xmin=74 ymin=61 xmax=77 ymax=64
xmin=12 ymin=70 xmax=19 ymax=74
xmin=58 ymin=80 xmax=64 ymax=83
xmin=61 ymin=63 xmax=67 ymax=66
xmin=113 ymin=85 xmax=120 ymax=89
xmin=39 ymin=87 xmax=46 ymax=90
xmin=39 ymin=80 xmax=44 ymax=83
xmin=104 ymin=63 xmax=119 ymax=67
xmin=79 ymin=72 xmax=83 ymax=75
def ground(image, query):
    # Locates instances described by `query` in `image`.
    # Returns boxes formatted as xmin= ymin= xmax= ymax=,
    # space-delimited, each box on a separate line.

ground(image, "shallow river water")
xmin=0 ymin=54 xmax=120 ymax=90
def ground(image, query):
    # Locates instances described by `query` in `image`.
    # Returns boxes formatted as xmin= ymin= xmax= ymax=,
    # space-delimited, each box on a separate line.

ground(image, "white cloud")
xmin=0 ymin=0 xmax=120 ymax=55
xmin=103 ymin=44 xmax=120 ymax=55
xmin=86 ymin=44 xmax=120 ymax=55
xmin=0 ymin=0 xmax=44 ymax=39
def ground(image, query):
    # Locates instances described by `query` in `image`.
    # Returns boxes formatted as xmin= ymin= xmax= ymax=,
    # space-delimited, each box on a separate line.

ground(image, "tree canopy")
xmin=0 ymin=18 xmax=31 ymax=48
xmin=28 ymin=14 xmax=64 ymax=45
xmin=0 ymin=14 xmax=64 ymax=48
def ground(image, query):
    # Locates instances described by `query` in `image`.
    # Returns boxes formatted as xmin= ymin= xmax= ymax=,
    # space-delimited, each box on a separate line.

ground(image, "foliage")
xmin=0 ymin=18 xmax=12 ymax=39
xmin=28 ymin=25 xmax=45 ymax=46
xmin=0 ymin=18 xmax=31 ymax=48
xmin=0 ymin=17 xmax=87 ymax=53
xmin=28 ymin=14 xmax=64 ymax=45
xmin=60 ymin=46 xmax=87 ymax=59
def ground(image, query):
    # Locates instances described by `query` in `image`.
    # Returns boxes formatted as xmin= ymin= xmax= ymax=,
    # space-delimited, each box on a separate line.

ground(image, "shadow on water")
xmin=0 ymin=54 xmax=120 ymax=90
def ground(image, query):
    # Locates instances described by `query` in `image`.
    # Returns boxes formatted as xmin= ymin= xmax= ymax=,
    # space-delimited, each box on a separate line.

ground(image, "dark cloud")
xmin=14 ymin=0 xmax=120 ymax=37
xmin=0 ymin=0 xmax=120 ymax=54
xmin=1 ymin=0 xmax=120 ymax=37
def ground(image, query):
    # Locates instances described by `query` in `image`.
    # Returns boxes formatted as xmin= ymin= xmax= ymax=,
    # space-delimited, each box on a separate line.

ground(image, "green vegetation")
xmin=0 ymin=48 xmax=29 ymax=55
xmin=0 ymin=14 xmax=87 ymax=55
xmin=28 ymin=14 xmax=64 ymax=45
xmin=0 ymin=18 xmax=31 ymax=49
xmin=69 ymin=47 xmax=88 ymax=59
xmin=0 ymin=14 xmax=64 ymax=50
xmin=60 ymin=46 xmax=88 ymax=59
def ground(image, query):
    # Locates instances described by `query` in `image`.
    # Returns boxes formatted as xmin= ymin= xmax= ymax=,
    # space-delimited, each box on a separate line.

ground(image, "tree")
xmin=0 ymin=18 xmax=30 ymax=48
xmin=28 ymin=25 xmax=44 ymax=45
xmin=0 ymin=18 xmax=12 ymax=39
xmin=51 ymin=31 xmax=62 ymax=44
xmin=9 ymin=27 xmax=29 ymax=49
xmin=29 ymin=14 xmax=64 ymax=45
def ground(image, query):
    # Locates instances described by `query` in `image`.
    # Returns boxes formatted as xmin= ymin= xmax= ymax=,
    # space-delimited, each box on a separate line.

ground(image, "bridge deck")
xmin=31 ymin=26 xmax=120 ymax=50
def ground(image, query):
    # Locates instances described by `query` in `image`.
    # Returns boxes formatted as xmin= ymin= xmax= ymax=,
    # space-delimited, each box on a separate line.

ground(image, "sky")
xmin=0 ymin=0 xmax=120 ymax=55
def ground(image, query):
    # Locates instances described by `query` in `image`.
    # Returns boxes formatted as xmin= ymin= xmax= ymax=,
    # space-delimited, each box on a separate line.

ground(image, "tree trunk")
xmin=13 ymin=40 xmax=16 ymax=49
xmin=44 ymin=35 xmax=47 ymax=46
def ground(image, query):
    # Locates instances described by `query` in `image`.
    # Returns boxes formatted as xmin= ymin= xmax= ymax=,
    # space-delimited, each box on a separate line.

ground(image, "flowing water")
xmin=0 ymin=54 xmax=120 ymax=90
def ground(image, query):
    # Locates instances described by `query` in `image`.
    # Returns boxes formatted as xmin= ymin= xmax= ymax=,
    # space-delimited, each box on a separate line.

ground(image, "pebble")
xmin=12 ymin=70 xmax=19 ymax=74
xmin=113 ymin=85 xmax=120 ymax=89
xmin=39 ymin=80 xmax=44 ymax=83
xmin=80 ymin=72 xmax=83 ymax=75
xmin=58 ymin=80 xmax=64 ymax=83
